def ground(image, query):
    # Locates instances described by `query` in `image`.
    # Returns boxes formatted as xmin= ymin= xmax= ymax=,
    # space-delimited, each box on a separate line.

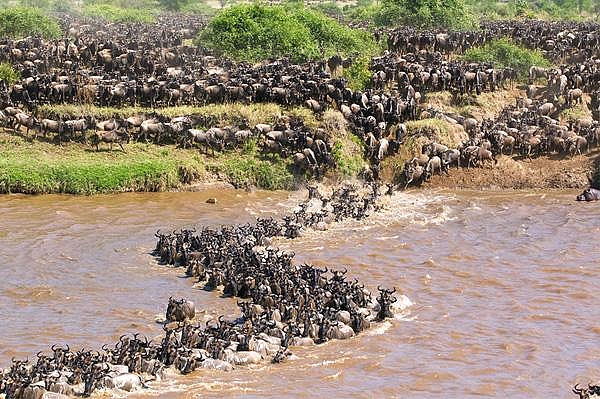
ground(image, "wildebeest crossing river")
xmin=1 ymin=188 xmax=599 ymax=398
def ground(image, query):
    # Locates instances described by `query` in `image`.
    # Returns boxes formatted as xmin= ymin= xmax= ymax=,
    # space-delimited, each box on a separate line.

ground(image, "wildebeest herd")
xmin=0 ymin=182 xmax=407 ymax=398
xmin=3 ymin=10 xmax=600 ymax=397
xmin=3 ymin=15 xmax=600 ymax=185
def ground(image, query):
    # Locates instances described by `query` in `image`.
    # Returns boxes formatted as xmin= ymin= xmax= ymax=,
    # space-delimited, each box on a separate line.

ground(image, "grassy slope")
xmin=0 ymin=105 xmax=364 ymax=194
xmin=0 ymin=130 xmax=202 ymax=194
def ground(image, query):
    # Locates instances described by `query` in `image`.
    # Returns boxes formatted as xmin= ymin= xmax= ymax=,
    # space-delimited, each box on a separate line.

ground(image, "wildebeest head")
xmin=166 ymin=296 xmax=195 ymax=322
xmin=576 ymin=187 xmax=600 ymax=201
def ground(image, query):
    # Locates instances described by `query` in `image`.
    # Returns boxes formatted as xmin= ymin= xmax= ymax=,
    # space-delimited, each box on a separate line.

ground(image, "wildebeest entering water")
xmin=0 ymin=183 xmax=404 ymax=398
xmin=166 ymin=297 xmax=195 ymax=322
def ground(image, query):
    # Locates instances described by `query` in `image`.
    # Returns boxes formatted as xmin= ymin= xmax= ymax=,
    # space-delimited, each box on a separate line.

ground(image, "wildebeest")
xmin=402 ymin=159 xmax=425 ymax=189
xmin=166 ymin=297 xmax=196 ymax=322
xmin=576 ymin=187 xmax=600 ymax=201
xmin=91 ymin=129 xmax=129 ymax=151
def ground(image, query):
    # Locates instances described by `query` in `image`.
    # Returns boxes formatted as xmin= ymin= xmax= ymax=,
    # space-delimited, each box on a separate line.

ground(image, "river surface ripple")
xmin=0 ymin=188 xmax=598 ymax=398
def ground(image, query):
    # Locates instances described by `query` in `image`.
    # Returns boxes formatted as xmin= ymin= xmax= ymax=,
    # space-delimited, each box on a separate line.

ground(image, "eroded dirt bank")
xmin=424 ymin=150 xmax=599 ymax=190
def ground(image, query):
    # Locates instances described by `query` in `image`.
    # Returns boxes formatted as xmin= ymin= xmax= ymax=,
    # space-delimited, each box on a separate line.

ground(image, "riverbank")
xmin=2 ymin=88 xmax=599 ymax=195
xmin=0 ymin=103 xmax=366 ymax=194
xmin=0 ymin=128 xmax=296 ymax=194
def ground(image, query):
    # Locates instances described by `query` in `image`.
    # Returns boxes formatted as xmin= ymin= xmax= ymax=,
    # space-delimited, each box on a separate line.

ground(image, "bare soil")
xmin=425 ymin=150 xmax=599 ymax=190
xmin=394 ymin=87 xmax=600 ymax=191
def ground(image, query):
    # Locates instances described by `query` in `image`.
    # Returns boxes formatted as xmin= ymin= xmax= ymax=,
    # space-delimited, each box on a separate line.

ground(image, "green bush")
xmin=343 ymin=55 xmax=372 ymax=91
xmin=83 ymin=4 xmax=156 ymax=23
xmin=197 ymin=4 xmax=377 ymax=63
xmin=462 ymin=37 xmax=552 ymax=79
xmin=380 ymin=0 xmax=476 ymax=29
xmin=157 ymin=0 xmax=190 ymax=11
xmin=0 ymin=63 xmax=20 ymax=85
xmin=181 ymin=1 xmax=217 ymax=16
xmin=0 ymin=7 xmax=61 ymax=39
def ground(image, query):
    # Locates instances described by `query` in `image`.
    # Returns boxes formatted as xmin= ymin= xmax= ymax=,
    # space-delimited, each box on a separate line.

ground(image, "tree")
xmin=0 ymin=63 xmax=20 ymax=86
xmin=196 ymin=4 xmax=376 ymax=63
xmin=157 ymin=0 xmax=190 ymax=10
xmin=0 ymin=7 xmax=61 ymax=39
xmin=381 ymin=0 xmax=476 ymax=29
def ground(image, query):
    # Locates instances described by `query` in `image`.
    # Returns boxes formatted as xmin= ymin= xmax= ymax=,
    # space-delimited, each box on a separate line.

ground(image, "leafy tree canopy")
xmin=0 ymin=7 xmax=61 ymax=39
xmin=197 ymin=4 xmax=378 ymax=63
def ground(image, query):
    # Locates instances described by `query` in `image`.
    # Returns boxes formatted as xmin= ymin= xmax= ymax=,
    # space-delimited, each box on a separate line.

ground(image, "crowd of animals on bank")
xmin=3 ymin=12 xmax=600 ymax=398
xmin=0 ymin=182 xmax=405 ymax=398
xmin=3 ymin=16 xmax=600 ymax=184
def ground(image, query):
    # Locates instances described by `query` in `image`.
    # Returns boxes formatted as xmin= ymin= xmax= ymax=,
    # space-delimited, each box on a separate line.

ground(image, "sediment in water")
xmin=0 ymin=182 xmax=407 ymax=398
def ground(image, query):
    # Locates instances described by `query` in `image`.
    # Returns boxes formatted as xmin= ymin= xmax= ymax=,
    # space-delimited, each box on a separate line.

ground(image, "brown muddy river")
xmin=1 ymin=188 xmax=599 ymax=398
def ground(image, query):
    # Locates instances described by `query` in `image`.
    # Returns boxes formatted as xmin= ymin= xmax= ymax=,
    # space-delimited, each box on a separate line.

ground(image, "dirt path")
xmin=424 ymin=149 xmax=600 ymax=190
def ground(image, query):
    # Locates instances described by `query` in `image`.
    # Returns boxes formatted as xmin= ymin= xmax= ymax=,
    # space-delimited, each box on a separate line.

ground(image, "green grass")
xmin=0 ymin=131 xmax=202 ymax=194
xmin=2 ymin=101 xmax=367 ymax=194
xmin=559 ymin=100 xmax=592 ymax=123
xmin=0 ymin=129 xmax=302 ymax=194
xmin=331 ymin=139 xmax=366 ymax=178
xmin=207 ymin=143 xmax=295 ymax=190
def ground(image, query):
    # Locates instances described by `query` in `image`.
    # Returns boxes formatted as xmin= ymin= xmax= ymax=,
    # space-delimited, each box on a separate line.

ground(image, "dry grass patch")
xmin=559 ymin=94 xmax=593 ymax=124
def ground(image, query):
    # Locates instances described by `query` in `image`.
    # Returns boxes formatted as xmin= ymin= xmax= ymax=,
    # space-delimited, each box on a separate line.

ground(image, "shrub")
xmin=197 ymin=4 xmax=377 ymax=63
xmin=379 ymin=0 xmax=476 ymax=30
xmin=181 ymin=1 xmax=217 ymax=16
xmin=343 ymin=55 xmax=372 ymax=91
xmin=0 ymin=7 xmax=61 ymax=39
xmin=0 ymin=63 xmax=20 ymax=85
xmin=83 ymin=4 xmax=156 ymax=23
xmin=157 ymin=0 xmax=191 ymax=11
xmin=462 ymin=37 xmax=552 ymax=79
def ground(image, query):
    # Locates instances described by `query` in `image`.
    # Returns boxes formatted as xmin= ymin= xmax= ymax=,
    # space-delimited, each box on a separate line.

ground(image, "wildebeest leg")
xmin=119 ymin=142 xmax=125 ymax=152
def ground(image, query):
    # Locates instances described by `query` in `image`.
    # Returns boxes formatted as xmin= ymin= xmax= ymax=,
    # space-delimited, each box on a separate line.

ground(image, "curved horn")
xmin=37 ymin=351 xmax=44 ymax=359
xmin=64 ymin=344 xmax=69 ymax=352
xmin=155 ymin=229 xmax=161 ymax=237
xmin=51 ymin=344 xmax=58 ymax=352
xmin=377 ymin=285 xmax=383 ymax=292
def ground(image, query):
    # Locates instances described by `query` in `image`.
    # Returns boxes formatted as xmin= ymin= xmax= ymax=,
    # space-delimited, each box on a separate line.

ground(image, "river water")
xmin=1 ymin=188 xmax=599 ymax=398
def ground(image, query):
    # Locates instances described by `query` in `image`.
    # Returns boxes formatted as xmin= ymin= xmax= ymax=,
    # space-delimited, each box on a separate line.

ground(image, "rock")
xmin=231 ymin=351 xmax=263 ymax=365
xmin=327 ymin=322 xmax=355 ymax=340
xmin=206 ymin=197 xmax=217 ymax=204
